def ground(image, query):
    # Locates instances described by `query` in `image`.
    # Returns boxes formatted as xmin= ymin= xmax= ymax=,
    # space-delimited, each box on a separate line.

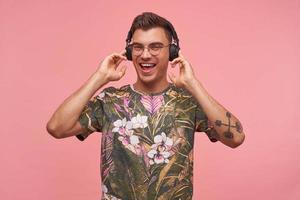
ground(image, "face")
xmin=131 ymin=27 xmax=170 ymax=86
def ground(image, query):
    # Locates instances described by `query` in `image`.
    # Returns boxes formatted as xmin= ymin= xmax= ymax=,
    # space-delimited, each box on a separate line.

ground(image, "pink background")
xmin=1 ymin=0 xmax=299 ymax=199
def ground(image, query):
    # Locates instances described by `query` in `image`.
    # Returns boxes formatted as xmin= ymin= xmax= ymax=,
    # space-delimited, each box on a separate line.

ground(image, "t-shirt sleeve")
xmin=76 ymin=95 xmax=104 ymax=141
xmin=195 ymin=103 xmax=218 ymax=143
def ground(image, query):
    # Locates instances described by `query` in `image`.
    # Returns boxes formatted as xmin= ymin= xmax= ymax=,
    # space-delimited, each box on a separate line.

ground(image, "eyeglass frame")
xmin=128 ymin=42 xmax=172 ymax=56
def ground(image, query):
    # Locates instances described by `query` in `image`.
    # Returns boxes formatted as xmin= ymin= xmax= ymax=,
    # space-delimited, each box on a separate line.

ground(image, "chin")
xmin=137 ymin=75 xmax=157 ymax=85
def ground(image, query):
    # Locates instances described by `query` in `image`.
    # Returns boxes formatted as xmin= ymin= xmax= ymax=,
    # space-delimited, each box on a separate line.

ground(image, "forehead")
xmin=131 ymin=27 xmax=169 ymax=44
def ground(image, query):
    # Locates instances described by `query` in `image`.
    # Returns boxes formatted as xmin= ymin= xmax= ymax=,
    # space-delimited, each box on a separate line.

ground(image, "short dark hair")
xmin=127 ymin=12 xmax=174 ymax=43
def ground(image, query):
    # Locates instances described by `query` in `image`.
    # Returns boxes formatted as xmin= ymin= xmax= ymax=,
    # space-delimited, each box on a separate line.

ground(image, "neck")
xmin=133 ymin=78 xmax=170 ymax=95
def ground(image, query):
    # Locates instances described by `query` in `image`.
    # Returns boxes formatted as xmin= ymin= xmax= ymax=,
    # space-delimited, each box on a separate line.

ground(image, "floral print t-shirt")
xmin=76 ymin=83 xmax=218 ymax=200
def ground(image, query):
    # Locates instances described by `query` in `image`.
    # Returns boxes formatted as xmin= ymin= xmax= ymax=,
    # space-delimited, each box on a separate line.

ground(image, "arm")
xmin=46 ymin=50 xmax=128 ymax=139
xmin=168 ymin=51 xmax=245 ymax=148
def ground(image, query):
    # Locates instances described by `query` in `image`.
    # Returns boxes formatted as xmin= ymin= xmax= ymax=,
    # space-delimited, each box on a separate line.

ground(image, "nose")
xmin=141 ymin=47 xmax=151 ymax=59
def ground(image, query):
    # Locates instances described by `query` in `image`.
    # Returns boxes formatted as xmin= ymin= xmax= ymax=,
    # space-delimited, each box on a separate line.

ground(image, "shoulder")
xmin=102 ymin=84 xmax=129 ymax=93
xmin=96 ymin=84 xmax=131 ymax=102
xmin=168 ymin=85 xmax=196 ymax=101
xmin=166 ymin=85 xmax=199 ymax=110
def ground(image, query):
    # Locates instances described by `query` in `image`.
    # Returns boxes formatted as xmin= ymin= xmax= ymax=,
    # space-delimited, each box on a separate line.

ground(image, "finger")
xmin=112 ymin=52 xmax=127 ymax=61
xmin=178 ymin=50 xmax=184 ymax=59
xmin=111 ymin=57 xmax=127 ymax=68
xmin=170 ymin=57 xmax=182 ymax=66
xmin=112 ymin=54 xmax=127 ymax=62
xmin=112 ymin=51 xmax=126 ymax=57
xmin=120 ymin=49 xmax=127 ymax=57
xmin=168 ymin=72 xmax=176 ymax=84
xmin=171 ymin=58 xmax=185 ymax=68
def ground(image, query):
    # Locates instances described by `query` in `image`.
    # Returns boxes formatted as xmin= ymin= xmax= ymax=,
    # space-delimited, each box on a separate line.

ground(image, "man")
xmin=47 ymin=12 xmax=245 ymax=200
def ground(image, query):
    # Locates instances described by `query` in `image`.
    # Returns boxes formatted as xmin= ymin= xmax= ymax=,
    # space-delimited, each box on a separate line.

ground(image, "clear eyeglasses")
xmin=129 ymin=43 xmax=171 ymax=56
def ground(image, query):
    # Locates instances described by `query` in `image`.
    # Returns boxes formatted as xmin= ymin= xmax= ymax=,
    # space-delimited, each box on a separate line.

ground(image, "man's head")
xmin=125 ymin=12 xmax=180 ymax=87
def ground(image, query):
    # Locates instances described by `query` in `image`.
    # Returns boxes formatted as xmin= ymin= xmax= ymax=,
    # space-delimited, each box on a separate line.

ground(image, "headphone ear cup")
xmin=125 ymin=46 xmax=132 ymax=61
xmin=169 ymin=44 xmax=179 ymax=61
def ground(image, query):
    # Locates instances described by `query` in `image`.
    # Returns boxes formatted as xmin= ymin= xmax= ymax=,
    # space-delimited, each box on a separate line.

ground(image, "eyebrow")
xmin=131 ymin=42 xmax=164 ymax=46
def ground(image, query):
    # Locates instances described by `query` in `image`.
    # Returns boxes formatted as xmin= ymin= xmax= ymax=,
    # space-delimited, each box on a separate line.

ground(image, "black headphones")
xmin=125 ymin=22 xmax=180 ymax=61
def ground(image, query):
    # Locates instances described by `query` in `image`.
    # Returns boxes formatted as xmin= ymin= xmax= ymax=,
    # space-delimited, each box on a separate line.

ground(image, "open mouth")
xmin=139 ymin=63 xmax=157 ymax=72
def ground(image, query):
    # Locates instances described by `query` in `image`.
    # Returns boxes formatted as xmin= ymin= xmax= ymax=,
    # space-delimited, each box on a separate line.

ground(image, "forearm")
xmin=186 ymin=79 xmax=245 ymax=148
xmin=47 ymin=72 xmax=107 ymax=135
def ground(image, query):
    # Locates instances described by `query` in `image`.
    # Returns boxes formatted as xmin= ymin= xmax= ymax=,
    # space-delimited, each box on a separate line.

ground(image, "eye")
xmin=149 ymin=44 xmax=163 ymax=51
xmin=132 ymin=45 xmax=143 ymax=51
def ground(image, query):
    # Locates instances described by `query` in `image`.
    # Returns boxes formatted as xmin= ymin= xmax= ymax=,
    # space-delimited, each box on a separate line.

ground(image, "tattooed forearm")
xmin=187 ymin=79 xmax=245 ymax=148
xmin=214 ymin=112 xmax=244 ymax=139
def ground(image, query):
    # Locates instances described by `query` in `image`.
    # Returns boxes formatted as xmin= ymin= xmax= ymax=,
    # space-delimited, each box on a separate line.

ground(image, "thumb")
xmin=118 ymin=65 xmax=127 ymax=78
xmin=168 ymin=72 xmax=176 ymax=84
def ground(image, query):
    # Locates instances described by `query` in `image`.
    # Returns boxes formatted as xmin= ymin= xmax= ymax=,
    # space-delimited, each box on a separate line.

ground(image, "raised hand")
xmin=168 ymin=50 xmax=197 ymax=89
xmin=96 ymin=50 xmax=128 ymax=83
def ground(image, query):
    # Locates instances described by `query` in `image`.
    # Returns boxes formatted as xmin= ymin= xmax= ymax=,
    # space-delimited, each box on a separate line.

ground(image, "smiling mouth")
xmin=139 ymin=63 xmax=157 ymax=70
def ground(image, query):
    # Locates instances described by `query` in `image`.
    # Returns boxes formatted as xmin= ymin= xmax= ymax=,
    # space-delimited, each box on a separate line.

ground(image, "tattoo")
xmin=208 ymin=128 xmax=220 ymax=142
xmin=235 ymin=121 xmax=243 ymax=133
xmin=214 ymin=111 xmax=243 ymax=139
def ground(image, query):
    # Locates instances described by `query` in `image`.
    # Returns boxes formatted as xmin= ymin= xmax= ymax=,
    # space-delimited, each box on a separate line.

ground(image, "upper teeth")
xmin=141 ymin=63 xmax=155 ymax=67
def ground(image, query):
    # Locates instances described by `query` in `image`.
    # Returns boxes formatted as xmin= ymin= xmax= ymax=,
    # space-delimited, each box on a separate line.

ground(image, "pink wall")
xmin=1 ymin=0 xmax=299 ymax=199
